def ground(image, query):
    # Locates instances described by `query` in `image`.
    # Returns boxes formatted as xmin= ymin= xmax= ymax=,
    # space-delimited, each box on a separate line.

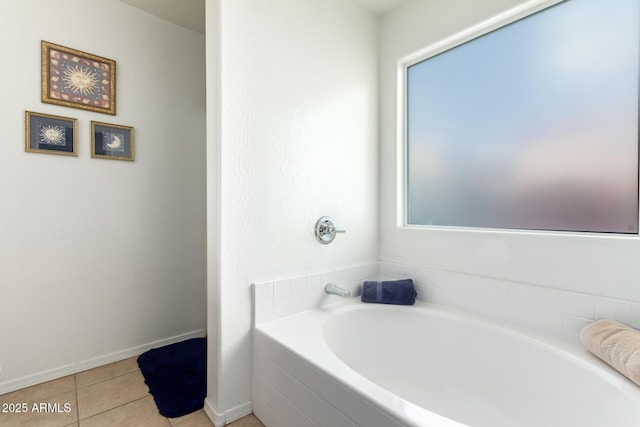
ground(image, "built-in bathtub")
xmin=252 ymin=299 xmax=640 ymax=427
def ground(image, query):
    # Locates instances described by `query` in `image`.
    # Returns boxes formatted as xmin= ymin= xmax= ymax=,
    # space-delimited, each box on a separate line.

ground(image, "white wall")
xmin=379 ymin=0 xmax=640 ymax=308
xmin=0 ymin=0 xmax=206 ymax=393
xmin=206 ymin=0 xmax=378 ymax=422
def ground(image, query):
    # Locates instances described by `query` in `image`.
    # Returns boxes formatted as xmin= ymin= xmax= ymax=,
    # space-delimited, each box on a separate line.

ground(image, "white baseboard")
xmin=203 ymin=398 xmax=253 ymax=427
xmin=204 ymin=397 xmax=226 ymax=426
xmin=0 ymin=329 xmax=206 ymax=395
xmin=225 ymin=401 xmax=253 ymax=423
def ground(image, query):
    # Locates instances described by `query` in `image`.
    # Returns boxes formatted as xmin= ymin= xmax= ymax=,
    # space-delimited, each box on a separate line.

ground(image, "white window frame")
xmin=396 ymin=0 xmax=640 ymax=237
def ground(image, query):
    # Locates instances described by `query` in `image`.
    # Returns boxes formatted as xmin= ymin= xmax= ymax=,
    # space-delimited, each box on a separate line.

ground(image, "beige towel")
xmin=580 ymin=319 xmax=640 ymax=386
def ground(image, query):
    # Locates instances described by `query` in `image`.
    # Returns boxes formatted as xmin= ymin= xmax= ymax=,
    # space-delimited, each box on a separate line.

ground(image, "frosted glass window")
xmin=406 ymin=0 xmax=639 ymax=233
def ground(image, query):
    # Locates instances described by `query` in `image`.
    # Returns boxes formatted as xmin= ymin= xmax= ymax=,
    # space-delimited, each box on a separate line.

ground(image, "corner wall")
xmin=0 ymin=0 xmax=206 ymax=393
xmin=206 ymin=0 xmax=379 ymax=422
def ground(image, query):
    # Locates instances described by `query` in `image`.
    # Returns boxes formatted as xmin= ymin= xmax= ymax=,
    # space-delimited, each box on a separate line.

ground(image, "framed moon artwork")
xmin=91 ymin=121 xmax=134 ymax=161
xmin=41 ymin=41 xmax=116 ymax=115
xmin=25 ymin=111 xmax=78 ymax=156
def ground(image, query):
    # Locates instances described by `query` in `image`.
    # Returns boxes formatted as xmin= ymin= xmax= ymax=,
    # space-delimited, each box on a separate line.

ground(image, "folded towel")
xmin=361 ymin=279 xmax=416 ymax=305
xmin=580 ymin=319 xmax=640 ymax=386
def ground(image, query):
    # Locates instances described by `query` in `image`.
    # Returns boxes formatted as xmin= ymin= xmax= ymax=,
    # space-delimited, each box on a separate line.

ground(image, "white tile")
xmin=415 ymin=284 xmax=428 ymax=301
xmin=508 ymin=305 xmax=535 ymax=328
xmin=564 ymin=315 xmax=592 ymax=343
xmin=508 ymin=282 xmax=535 ymax=304
xmin=596 ymin=297 xmax=634 ymax=325
xmin=305 ymin=290 xmax=326 ymax=309
xmin=459 ymin=276 xmax=499 ymax=318
xmin=534 ymin=286 xmax=563 ymax=309
xmin=291 ymin=294 xmax=307 ymax=314
xmin=507 ymin=283 xmax=535 ymax=327
xmin=533 ymin=287 xmax=563 ymax=335
xmin=290 ymin=275 xmax=306 ymax=296
xmin=268 ymin=357 xmax=357 ymax=427
xmin=274 ymin=278 xmax=291 ymax=300
xmin=269 ymin=341 xmax=292 ymax=371
xmin=273 ymin=298 xmax=292 ymax=319
xmin=254 ymin=281 xmax=274 ymax=304
xmin=255 ymin=377 xmax=305 ymax=427
xmin=428 ymin=285 xmax=454 ymax=307
xmin=254 ymin=333 xmax=275 ymax=362
xmin=564 ymin=292 xmax=596 ymax=319
xmin=253 ymin=399 xmax=285 ymax=427
xmin=452 ymin=279 xmax=485 ymax=315
xmin=426 ymin=269 xmax=450 ymax=288
xmin=322 ymin=294 xmax=343 ymax=307
xmin=255 ymin=302 xmax=274 ymax=324
xmin=343 ymin=281 xmax=361 ymax=297
xmin=254 ymin=351 xmax=277 ymax=385
xmin=306 ymin=273 xmax=323 ymax=293
xmin=482 ymin=279 xmax=510 ymax=321
xmin=402 ymin=265 xmax=433 ymax=287
xmin=328 ymin=383 xmax=404 ymax=427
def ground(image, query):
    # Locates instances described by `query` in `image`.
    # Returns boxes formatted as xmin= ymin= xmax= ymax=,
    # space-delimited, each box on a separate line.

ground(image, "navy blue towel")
xmin=361 ymin=279 xmax=416 ymax=305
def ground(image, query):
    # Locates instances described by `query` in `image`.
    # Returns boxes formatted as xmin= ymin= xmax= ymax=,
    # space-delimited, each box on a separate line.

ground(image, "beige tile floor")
xmin=0 ymin=357 xmax=264 ymax=427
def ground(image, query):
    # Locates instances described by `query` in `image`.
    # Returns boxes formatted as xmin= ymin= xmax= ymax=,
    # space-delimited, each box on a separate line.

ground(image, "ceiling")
xmin=116 ymin=0 xmax=409 ymax=34
xmin=117 ymin=0 xmax=206 ymax=34
xmin=351 ymin=0 xmax=410 ymax=14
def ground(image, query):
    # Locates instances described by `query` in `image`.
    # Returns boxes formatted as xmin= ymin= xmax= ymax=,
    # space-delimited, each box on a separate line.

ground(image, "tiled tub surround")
xmin=252 ymin=263 xmax=378 ymax=324
xmin=377 ymin=261 xmax=640 ymax=344
xmin=253 ymin=299 xmax=640 ymax=427
xmin=253 ymin=261 xmax=640 ymax=344
xmin=252 ymin=261 xmax=640 ymax=426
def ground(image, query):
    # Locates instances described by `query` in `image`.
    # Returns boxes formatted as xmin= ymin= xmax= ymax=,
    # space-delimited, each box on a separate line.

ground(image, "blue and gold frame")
xmin=25 ymin=111 xmax=77 ymax=156
xmin=91 ymin=121 xmax=134 ymax=161
xmin=41 ymin=41 xmax=116 ymax=115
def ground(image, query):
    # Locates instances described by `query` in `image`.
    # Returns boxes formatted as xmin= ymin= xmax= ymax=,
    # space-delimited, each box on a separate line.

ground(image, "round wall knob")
xmin=315 ymin=216 xmax=346 ymax=244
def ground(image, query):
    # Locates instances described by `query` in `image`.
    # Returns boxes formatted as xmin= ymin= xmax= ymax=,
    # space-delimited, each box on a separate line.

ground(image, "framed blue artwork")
xmin=91 ymin=121 xmax=134 ymax=161
xmin=25 ymin=111 xmax=77 ymax=156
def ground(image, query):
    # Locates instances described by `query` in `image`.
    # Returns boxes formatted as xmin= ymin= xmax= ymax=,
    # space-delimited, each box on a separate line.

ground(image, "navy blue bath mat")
xmin=137 ymin=337 xmax=206 ymax=418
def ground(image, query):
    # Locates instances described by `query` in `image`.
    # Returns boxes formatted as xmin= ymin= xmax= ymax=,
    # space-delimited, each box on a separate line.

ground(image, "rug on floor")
xmin=137 ymin=337 xmax=206 ymax=418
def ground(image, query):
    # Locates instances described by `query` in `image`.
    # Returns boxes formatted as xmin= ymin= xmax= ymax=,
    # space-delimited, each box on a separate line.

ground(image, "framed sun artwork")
xmin=41 ymin=41 xmax=116 ymax=115
xmin=25 ymin=111 xmax=78 ymax=156
xmin=91 ymin=121 xmax=134 ymax=161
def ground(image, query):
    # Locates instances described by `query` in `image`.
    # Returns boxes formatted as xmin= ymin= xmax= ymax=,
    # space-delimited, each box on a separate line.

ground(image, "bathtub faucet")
xmin=325 ymin=283 xmax=351 ymax=298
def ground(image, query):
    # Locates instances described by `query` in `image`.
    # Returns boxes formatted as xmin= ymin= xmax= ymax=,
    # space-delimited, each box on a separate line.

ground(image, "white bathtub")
xmin=252 ymin=299 xmax=640 ymax=427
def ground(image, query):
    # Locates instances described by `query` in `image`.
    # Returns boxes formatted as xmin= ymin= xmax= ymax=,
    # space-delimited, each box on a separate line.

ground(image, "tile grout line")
xmin=75 ymin=367 xmax=141 ymax=390
xmin=78 ymin=394 xmax=151 ymax=422
xmin=74 ymin=374 xmax=80 ymax=426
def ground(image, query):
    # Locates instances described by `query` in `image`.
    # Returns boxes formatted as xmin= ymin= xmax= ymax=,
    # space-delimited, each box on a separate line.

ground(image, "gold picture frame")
xmin=41 ymin=41 xmax=116 ymax=115
xmin=91 ymin=121 xmax=134 ymax=161
xmin=25 ymin=111 xmax=78 ymax=156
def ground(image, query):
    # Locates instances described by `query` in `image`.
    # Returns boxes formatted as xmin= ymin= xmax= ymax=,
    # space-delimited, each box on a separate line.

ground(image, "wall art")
xmin=91 ymin=121 xmax=134 ymax=161
xmin=25 ymin=111 xmax=77 ymax=156
xmin=42 ymin=41 xmax=116 ymax=115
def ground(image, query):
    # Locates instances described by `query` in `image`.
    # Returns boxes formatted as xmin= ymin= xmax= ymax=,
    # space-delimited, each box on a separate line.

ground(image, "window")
xmin=406 ymin=0 xmax=639 ymax=233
